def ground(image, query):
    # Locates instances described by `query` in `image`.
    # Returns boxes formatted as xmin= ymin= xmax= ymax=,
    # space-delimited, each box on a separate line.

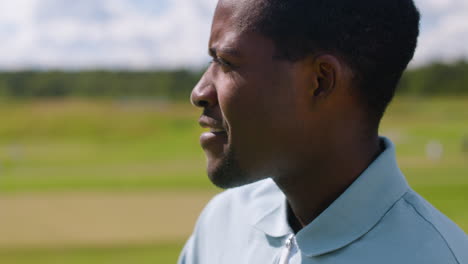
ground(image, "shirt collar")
xmin=249 ymin=179 xmax=292 ymax=237
xmin=251 ymin=137 xmax=409 ymax=256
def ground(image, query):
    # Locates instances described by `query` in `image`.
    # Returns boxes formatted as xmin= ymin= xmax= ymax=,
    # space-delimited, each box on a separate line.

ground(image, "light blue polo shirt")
xmin=178 ymin=138 xmax=468 ymax=263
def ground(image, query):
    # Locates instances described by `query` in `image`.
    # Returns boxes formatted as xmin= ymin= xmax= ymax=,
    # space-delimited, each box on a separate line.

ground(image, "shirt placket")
xmin=278 ymin=234 xmax=298 ymax=264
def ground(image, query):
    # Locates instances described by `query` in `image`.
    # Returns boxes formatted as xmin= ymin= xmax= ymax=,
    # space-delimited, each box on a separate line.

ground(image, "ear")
xmin=308 ymin=54 xmax=343 ymax=98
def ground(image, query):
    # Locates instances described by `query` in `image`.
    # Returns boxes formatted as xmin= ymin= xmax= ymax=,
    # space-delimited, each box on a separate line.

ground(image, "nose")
xmin=190 ymin=71 xmax=218 ymax=108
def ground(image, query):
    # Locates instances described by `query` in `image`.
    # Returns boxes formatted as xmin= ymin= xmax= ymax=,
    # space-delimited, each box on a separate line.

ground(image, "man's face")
xmin=191 ymin=0 xmax=311 ymax=188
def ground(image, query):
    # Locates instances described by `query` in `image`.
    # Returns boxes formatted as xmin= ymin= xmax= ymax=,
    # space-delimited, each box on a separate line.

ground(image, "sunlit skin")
xmin=191 ymin=0 xmax=382 ymax=230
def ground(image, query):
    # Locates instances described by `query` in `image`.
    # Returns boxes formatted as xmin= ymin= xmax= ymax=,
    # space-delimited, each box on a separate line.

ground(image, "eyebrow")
xmin=209 ymin=47 xmax=242 ymax=57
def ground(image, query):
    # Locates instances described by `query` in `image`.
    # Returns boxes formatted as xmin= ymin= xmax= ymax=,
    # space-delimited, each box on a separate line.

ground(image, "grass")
xmin=0 ymin=243 xmax=183 ymax=264
xmin=0 ymin=99 xmax=216 ymax=193
xmin=0 ymin=97 xmax=465 ymax=194
xmin=0 ymin=97 xmax=466 ymax=263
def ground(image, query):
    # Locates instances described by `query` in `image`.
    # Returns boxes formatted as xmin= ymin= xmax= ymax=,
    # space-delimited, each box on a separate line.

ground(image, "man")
xmin=179 ymin=0 xmax=468 ymax=263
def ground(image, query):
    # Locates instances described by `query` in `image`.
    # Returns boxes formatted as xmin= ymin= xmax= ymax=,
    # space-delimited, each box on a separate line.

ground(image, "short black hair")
xmin=241 ymin=0 xmax=420 ymax=124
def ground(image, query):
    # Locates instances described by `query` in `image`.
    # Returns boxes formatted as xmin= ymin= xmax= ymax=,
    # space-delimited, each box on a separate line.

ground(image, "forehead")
xmin=210 ymin=0 xmax=265 ymax=53
xmin=213 ymin=0 xmax=263 ymax=31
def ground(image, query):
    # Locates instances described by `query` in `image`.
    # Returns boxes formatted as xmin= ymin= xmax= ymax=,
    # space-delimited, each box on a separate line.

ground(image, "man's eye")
xmin=212 ymin=57 xmax=233 ymax=69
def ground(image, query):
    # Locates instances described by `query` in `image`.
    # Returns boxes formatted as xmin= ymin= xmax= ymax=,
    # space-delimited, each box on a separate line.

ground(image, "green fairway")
xmin=0 ymin=99 xmax=215 ymax=193
xmin=0 ymin=243 xmax=182 ymax=264
xmin=0 ymin=97 xmax=466 ymax=195
xmin=0 ymin=97 xmax=466 ymax=263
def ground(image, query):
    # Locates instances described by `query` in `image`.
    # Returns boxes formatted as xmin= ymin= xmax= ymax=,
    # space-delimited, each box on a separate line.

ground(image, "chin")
xmin=206 ymin=148 xmax=256 ymax=189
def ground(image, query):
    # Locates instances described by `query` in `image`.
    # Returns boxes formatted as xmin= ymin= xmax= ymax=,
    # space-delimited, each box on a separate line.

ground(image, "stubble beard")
xmin=208 ymin=147 xmax=257 ymax=189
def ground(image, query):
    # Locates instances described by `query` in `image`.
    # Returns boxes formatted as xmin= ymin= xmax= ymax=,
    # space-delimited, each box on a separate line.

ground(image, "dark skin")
xmin=191 ymin=0 xmax=382 ymax=230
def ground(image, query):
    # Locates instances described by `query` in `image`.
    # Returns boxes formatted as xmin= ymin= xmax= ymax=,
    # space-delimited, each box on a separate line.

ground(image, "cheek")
xmin=217 ymin=75 xmax=259 ymax=125
xmin=217 ymin=79 xmax=266 ymax=151
xmin=218 ymin=73 xmax=293 ymax=150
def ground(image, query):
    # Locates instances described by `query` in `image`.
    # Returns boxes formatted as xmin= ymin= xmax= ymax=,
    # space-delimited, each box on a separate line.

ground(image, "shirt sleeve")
xmin=177 ymin=235 xmax=196 ymax=264
xmin=177 ymin=191 xmax=228 ymax=264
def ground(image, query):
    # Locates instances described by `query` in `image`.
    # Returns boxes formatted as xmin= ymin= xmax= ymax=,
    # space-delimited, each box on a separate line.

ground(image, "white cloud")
xmin=0 ymin=0 xmax=466 ymax=69
xmin=0 ymin=0 xmax=218 ymax=70
xmin=411 ymin=0 xmax=468 ymax=66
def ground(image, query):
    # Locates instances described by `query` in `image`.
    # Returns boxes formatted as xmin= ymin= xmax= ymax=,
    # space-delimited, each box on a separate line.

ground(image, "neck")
xmin=274 ymin=133 xmax=382 ymax=232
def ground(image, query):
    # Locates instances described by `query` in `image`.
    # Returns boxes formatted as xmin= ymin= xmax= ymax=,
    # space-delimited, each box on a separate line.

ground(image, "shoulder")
xmin=208 ymin=178 xmax=282 ymax=207
xmin=198 ymin=178 xmax=283 ymax=224
xmin=360 ymin=189 xmax=468 ymax=264
xmin=181 ymin=179 xmax=283 ymax=263
xmin=400 ymin=190 xmax=468 ymax=263
xmin=191 ymin=178 xmax=283 ymax=238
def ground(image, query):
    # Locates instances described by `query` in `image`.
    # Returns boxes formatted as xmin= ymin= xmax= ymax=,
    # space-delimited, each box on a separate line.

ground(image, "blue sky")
xmin=0 ymin=0 xmax=467 ymax=70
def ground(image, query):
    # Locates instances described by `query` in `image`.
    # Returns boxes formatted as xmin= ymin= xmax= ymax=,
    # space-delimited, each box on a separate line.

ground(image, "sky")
xmin=0 ymin=0 xmax=466 ymax=70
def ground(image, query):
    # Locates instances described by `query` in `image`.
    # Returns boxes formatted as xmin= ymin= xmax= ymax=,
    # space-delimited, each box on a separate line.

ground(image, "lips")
xmin=198 ymin=116 xmax=227 ymax=132
xmin=209 ymin=127 xmax=226 ymax=133
xmin=198 ymin=116 xmax=228 ymax=152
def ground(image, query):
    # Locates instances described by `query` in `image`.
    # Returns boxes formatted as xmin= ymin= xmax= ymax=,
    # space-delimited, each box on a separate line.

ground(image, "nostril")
xmin=191 ymin=81 xmax=217 ymax=108
xmin=197 ymin=100 xmax=209 ymax=108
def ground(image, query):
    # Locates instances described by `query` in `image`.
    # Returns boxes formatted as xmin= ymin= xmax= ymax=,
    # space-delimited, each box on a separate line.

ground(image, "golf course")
xmin=0 ymin=96 xmax=467 ymax=263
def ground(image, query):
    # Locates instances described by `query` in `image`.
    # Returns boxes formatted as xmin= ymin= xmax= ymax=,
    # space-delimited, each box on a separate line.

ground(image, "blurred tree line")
xmin=398 ymin=60 xmax=468 ymax=96
xmin=0 ymin=61 xmax=466 ymax=100
xmin=0 ymin=70 xmax=202 ymax=100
